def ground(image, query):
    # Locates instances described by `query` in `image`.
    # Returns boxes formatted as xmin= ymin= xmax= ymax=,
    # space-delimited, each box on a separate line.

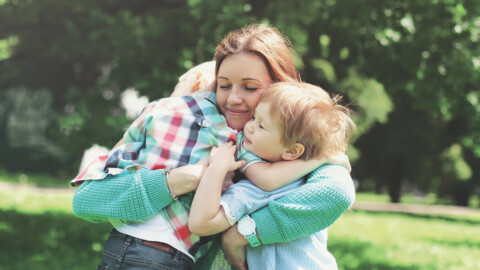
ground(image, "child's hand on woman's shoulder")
xmin=209 ymin=142 xmax=246 ymax=171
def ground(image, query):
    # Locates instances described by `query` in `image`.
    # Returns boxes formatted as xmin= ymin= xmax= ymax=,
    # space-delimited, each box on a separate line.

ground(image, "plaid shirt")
xmin=72 ymin=92 xmax=237 ymax=258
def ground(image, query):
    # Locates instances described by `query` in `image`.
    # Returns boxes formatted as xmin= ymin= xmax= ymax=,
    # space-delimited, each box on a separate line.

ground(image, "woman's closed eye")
xmin=219 ymin=84 xmax=232 ymax=89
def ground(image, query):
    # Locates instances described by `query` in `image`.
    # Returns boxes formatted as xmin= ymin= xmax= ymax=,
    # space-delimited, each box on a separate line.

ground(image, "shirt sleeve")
xmin=72 ymin=167 xmax=174 ymax=223
xmin=220 ymin=180 xmax=268 ymax=224
xmin=251 ymin=164 xmax=356 ymax=245
xmin=236 ymin=132 xmax=266 ymax=172
xmin=71 ymin=101 xmax=156 ymax=184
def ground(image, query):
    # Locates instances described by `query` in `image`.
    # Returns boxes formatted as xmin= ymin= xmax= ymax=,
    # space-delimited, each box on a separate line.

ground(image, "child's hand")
xmin=314 ymin=152 xmax=351 ymax=172
xmin=328 ymin=153 xmax=351 ymax=172
xmin=209 ymin=142 xmax=246 ymax=171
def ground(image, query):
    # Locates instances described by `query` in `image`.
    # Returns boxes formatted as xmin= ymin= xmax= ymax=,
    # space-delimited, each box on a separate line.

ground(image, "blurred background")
xmin=0 ymin=0 xmax=479 ymax=269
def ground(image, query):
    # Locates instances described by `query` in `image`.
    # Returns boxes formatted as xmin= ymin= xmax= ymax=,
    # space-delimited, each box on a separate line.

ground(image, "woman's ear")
xmin=282 ymin=143 xmax=305 ymax=161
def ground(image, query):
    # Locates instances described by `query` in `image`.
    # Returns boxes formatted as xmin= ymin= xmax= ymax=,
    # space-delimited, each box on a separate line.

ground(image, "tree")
xmin=0 ymin=0 xmax=479 ymax=205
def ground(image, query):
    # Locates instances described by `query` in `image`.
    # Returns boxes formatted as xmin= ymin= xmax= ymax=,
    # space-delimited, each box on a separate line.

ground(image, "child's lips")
xmin=244 ymin=135 xmax=252 ymax=144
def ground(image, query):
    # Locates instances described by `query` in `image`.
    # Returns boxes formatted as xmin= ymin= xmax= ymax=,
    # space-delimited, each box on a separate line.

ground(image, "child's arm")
xmin=244 ymin=153 xmax=351 ymax=191
xmin=188 ymin=142 xmax=246 ymax=236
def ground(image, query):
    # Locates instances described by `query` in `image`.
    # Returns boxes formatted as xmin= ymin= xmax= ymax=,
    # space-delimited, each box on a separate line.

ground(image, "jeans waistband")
xmin=112 ymin=229 xmax=193 ymax=263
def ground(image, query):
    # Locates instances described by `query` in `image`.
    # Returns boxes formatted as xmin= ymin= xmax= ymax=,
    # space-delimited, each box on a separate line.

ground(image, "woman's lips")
xmin=226 ymin=108 xmax=249 ymax=117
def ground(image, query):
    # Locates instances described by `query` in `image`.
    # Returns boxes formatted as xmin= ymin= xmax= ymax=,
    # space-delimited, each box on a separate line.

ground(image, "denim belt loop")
xmin=172 ymin=248 xmax=181 ymax=263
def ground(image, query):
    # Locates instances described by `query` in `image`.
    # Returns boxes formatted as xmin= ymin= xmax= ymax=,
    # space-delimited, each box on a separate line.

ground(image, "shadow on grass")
xmin=0 ymin=209 xmax=111 ymax=270
xmin=353 ymin=209 xmax=480 ymax=224
xmin=427 ymin=238 xmax=480 ymax=249
xmin=329 ymin=239 xmax=436 ymax=270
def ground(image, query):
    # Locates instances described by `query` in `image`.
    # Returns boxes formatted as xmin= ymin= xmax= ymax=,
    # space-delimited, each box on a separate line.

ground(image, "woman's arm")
xmin=252 ymin=164 xmax=355 ymax=243
xmin=72 ymin=160 xmax=207 ymax=222
xmin=221 ymin=164 xmax=355 ymax=267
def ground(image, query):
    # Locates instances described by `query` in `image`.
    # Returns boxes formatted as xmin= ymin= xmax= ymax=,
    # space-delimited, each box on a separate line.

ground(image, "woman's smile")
xmin=226 ymin=108 xmax=250 ymax=116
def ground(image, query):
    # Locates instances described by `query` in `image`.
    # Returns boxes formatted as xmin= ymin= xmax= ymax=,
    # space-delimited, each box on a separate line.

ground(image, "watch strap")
xmin=245 ymin=233 xmax=261 ymax=247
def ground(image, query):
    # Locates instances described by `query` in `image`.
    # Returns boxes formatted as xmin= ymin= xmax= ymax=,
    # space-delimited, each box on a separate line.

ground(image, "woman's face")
xmin=216 ymin=53 xmax=272 ymax=130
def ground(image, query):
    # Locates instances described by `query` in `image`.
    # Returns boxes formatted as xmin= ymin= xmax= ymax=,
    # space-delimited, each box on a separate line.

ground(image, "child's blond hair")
xmin=260 ymin=82 xmax=355 ymax=160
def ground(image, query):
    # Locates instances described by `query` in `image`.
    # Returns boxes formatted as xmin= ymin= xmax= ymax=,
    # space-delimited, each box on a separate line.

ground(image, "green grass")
xmin=1 ymin=182 xmax=479 ymax=269
xmin=0 ymin=168 xmax=71 ymax=188
xmin=356 ymin=192 xmax=480 ymax=208
xmin=0 ymin=187 xmax=75 ymax=214
xmin=329 ymin=211 xmax=480 ymax=270
xmin=0 ymin=209 xmax=112 ymax=270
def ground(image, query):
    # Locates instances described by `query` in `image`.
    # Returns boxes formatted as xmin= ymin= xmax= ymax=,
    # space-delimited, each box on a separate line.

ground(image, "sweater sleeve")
xmin=72 ymin=167 xmax=174 ymax=223
xmin=251 ymin=164 xmax=355 ymax=245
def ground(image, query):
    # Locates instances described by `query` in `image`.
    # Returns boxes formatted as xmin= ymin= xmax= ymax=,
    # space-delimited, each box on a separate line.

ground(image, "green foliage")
xmin=0 ymin=0 xmax=479 ymax=203
xmin=0 ymin=35 xmax=17 ymax=60
xmin=442 ymin=144 xmax=472 ymax=181
xmin=340 ymin=68 xmax=394 ymax=134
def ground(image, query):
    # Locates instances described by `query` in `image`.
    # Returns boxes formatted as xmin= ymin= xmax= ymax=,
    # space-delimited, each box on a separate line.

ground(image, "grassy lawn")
xmin=329 ymin=210 xmax=480 ymax=270
xmin=1 ymin=182 xmax=479 ymax=269
xmin=0 ymin=168 xmax=72 ymax=188
xmin=356 ymin=192 xmax=480 ymax=208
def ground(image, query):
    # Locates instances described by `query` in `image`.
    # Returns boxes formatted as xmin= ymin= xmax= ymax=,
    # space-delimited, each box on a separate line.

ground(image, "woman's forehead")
xmin=218 ymin=53 xmax=270 ymax=81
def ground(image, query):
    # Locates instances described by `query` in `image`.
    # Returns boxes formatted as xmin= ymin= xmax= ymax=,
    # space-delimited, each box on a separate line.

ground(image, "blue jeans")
xmin=97 ymin=229 xmax=194 ymax=270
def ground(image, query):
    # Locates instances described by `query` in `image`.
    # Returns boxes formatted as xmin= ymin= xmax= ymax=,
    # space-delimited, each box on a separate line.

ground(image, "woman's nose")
xmin=227 ymin=87 xmax=243 ymax=105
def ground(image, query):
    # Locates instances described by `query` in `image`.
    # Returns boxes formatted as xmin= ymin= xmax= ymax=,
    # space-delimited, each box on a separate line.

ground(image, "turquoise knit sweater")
xmin=73 ymin=164 xmax=354 ymax=245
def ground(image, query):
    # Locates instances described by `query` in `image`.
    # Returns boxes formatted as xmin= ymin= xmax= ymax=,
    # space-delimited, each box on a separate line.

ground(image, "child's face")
xmin=242 ymin=101 xmax=288 ymax=162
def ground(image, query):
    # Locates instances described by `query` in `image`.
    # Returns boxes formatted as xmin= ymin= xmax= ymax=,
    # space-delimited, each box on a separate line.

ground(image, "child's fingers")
xmin=210 ymin=146 xmax=218 ymax=155
xmin=235 ymin=160 xmax=247 ymax=170
xmin=218 ymin=141 xmax=235 ymax=151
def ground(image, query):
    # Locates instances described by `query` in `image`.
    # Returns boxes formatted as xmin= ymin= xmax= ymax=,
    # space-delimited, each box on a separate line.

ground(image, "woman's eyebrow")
xmin=242 ymin=78 xmax=262 ymax=82
xmin=217 ymin=76 xmax=229 ymax=80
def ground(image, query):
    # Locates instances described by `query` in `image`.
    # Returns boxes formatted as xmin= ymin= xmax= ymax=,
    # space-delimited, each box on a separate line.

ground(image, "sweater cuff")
xmin=251 ymin=207 xmax=283 ymax=245
xmin=142 ymin=169 xmax=174 ymax=210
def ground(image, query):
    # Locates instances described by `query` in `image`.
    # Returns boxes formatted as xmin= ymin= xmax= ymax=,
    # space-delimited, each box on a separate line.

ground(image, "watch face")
xmin=238 ymin=217 xmax=256 ymax=235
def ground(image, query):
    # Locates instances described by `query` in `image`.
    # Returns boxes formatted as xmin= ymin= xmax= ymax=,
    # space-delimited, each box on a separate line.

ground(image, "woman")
xmin=72 ymin=24 xmax=355 ymax=270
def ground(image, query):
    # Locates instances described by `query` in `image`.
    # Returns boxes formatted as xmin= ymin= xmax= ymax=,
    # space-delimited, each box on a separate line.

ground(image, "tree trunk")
xmin=387 ymin=158 xmax=404 ymax=203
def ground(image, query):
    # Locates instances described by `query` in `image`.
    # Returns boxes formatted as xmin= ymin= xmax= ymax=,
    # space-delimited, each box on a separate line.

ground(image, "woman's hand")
xmin=222 ymin=224 xmax=248 ymax=270
xmin=167 ymin=157 xmax=209 ymax=195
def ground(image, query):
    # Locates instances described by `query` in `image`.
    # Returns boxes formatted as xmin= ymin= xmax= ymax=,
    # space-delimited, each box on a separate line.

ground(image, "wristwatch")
xmin=237 ymin=215 xmax=261 ymax=247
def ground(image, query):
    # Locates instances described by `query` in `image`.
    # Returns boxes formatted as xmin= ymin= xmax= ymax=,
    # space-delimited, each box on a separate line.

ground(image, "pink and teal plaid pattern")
xmin=72 ymin=92 xmax=237 ymax=258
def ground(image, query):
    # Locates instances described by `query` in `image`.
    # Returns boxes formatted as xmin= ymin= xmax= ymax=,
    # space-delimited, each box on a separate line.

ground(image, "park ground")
xmin=0 ymin=180 xmax=479 ymax=269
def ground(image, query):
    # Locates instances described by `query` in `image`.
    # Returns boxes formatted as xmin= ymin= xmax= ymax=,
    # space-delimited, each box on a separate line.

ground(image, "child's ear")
xmin=282 ymin=143 xmax=305 ymax=161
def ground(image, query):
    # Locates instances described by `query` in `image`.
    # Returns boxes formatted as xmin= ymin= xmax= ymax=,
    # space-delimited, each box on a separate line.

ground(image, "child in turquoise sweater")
xmin=189 ymin=81 xmax=355 ymax=270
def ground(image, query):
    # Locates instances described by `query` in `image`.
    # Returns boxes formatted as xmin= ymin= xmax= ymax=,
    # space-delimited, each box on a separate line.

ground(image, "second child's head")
xmin=242 ymin=82 xmax=355 ymax=162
